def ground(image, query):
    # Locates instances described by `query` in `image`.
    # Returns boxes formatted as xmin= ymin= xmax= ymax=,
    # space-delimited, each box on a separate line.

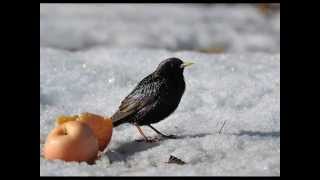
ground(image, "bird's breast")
xmin=161 ymin=79 xmax=185 ymax=106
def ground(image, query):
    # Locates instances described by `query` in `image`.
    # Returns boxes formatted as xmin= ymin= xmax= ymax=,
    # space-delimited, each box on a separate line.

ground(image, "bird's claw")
xmin=145 ymin=137 xmax=160 ymax=143
xmin=135 ymin=137 xmax=160 ymax=143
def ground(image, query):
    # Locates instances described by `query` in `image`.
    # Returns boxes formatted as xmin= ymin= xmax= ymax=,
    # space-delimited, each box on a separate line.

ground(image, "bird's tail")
xmin=112 ymin=118 xmax=124 ymax=127
xmin=111 ymin=112 xmax=127 ymax=127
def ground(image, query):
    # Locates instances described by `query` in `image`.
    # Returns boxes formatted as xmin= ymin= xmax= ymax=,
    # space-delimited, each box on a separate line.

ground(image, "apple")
xmin=55 ymin=112 xmax=113 ymax=151
xmin=43 ymin=121 xmax=99 ymax=163
xmin=55 ymin=115 xmax=78 ymax=126
xmin=77 ymin=113 xmax=113 ymax=151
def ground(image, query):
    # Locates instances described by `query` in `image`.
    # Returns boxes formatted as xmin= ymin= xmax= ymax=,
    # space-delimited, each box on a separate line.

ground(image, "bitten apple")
xmin=43 ymin=121 xmax=99 ymax=163
xmin=56 ymin=112 xmax=113 ymax=151
xmin=77 ymin=113 xmax=113 ymax=151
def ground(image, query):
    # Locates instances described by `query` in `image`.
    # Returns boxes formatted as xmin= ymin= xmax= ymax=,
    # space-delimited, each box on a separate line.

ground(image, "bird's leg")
xmin=134 ymin=124 xmax=159 ymax=143
xmin=148 ymin=125 xmax=177 ymax=139
xmin=135 ymin=125 xmax=148 ymax=140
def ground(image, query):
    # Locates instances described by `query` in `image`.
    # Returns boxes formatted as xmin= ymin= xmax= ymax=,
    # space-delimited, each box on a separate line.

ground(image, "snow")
xmin=40 ymin=48 xmax=280 ymax=176
xmin=40 ymin=4 xmax=280 ymax=53
xmin=40 ymin=4 xmax=280 ymax=176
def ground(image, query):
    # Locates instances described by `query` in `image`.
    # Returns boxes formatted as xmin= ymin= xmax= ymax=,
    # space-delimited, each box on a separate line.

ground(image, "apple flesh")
xmin=43 ymin=121 xmax=99 ymax=163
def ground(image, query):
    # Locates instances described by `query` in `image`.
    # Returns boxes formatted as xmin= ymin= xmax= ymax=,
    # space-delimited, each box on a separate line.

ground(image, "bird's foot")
xmin=145 ymin=137 xmax=160 ymax=143
xmin=135 ymin=137 xmax=160 ymax=143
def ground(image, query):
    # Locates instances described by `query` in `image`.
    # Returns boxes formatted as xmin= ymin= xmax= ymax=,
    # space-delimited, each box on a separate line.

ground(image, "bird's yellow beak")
xmin=180 ymin=61 xmax=194 ymax=68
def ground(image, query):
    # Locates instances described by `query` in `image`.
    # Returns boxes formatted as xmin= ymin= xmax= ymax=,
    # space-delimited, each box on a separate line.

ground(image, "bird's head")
xmin=155 ymin=57 xmax=194 ymax=78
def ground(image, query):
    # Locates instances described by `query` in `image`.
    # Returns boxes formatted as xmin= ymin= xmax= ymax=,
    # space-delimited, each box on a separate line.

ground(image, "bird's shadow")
xmin=172 ymin=132 xmax=212 ymax=139
xmin=233 ymin=130 xmax=280 ymax=138
xmin=105 ymin=132 xmax=212 ymax=163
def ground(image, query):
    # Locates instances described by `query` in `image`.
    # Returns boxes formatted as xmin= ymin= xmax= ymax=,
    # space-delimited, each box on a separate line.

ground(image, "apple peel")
xmin=55 ymin=112 xmax=113 ymax=151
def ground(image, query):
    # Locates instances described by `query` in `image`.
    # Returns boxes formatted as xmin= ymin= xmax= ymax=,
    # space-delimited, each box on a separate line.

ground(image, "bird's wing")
xmin=115 ymin=95 xmax=154 ymax=119
xmin=111 ymin=74 xmax=162 ymax=123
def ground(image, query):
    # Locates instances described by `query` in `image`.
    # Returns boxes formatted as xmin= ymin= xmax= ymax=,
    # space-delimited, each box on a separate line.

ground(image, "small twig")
xmin=215 ymin=120 xmax=220 ymax=127
xmin=218 ymin=120 xmax=227 ymax=134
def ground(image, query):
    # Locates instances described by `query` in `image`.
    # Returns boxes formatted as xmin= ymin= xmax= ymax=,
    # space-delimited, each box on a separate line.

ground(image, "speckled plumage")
xmin=111 ymin=57 xmax=187 ymax=128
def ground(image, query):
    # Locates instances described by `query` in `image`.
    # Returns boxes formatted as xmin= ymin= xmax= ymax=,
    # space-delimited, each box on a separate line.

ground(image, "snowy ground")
xmin=40 ymin=47 xmax=280 ymax=176
xmin=40 ymin=4 xmax=280 ymax=176
xmin=40 ymin=4 xmax=280 ymax=53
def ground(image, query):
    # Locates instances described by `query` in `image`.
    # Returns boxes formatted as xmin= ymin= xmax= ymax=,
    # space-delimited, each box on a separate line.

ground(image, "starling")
xmin=111 ymin=57 xmax=194 ymax=142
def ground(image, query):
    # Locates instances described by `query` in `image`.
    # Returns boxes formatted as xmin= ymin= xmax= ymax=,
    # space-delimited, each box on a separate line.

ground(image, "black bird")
xmin=111 ymin=57 xmax=194 ymax=142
